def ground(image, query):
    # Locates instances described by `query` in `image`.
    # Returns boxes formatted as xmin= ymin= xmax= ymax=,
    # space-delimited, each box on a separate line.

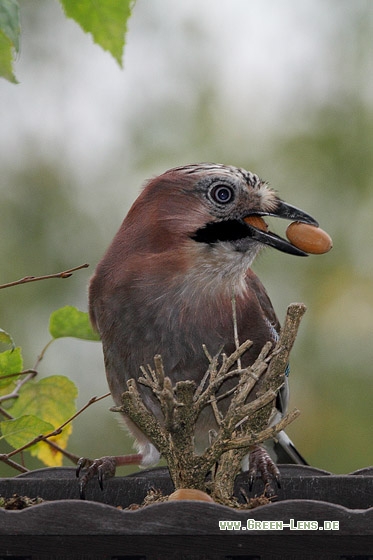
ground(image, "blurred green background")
xmin=0 ymin=0 xmax=372 ymax=477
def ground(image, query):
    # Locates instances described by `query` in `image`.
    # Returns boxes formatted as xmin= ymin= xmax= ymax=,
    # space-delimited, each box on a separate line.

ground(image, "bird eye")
xmin=210 ymin=184 xmax=234 ymax=204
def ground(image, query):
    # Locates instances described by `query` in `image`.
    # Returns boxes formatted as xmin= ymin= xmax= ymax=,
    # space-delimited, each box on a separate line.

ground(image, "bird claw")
xmin=76 ymin=456 xmax=117 ymax=499
xmin=247 ymin=446 xmax=281 ymax=497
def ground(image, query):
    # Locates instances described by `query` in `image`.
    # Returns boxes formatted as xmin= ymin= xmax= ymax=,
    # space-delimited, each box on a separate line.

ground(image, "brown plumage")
xmin=84 ymin=163 xmax=317 ymax=486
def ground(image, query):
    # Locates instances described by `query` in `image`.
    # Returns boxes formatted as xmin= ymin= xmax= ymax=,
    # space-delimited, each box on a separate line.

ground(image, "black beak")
xmin=246 ymin=201 xmax=319 ymax=256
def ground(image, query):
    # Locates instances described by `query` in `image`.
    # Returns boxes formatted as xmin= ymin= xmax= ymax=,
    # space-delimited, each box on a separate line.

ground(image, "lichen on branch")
xmin=113 ymin=303 xmax=306 ymax=504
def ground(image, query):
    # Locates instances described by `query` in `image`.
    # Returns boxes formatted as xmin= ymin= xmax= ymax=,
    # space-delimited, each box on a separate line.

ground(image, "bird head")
xmin=123 ymin=163 xmax=317 ymax=259
xmin=96 ymin=162 xmax=319 ymax=303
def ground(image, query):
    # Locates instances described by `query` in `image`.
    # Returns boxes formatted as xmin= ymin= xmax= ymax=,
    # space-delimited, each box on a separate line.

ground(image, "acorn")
xmin=168 ymin=489 xmax=214 ymax=502
xmin=244 ymin=215 xmax=269 ymax=231
xmin=286 ymin=222 xmax=333 ymax=254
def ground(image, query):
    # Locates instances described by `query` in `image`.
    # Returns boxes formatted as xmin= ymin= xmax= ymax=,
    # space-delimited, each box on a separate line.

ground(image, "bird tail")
xmin=266 ymin=430 xmax=308 ymax=465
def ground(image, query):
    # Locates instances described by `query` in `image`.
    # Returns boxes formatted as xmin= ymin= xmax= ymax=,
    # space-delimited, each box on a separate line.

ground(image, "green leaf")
xmin=49 ymin=306 xmax=100 ymax=341
xmin=0 ymin=0 xmax=20 ymax=51
xmin=0 ymin=347 xmax=23 ymax=387
xmin=0 ymin=415 xmax=54 ymax=448
xmin=0 ymin=346 xmax=22 ymax=396
xmin=0 ymin=328 xmax=15 ymax=349
xmin=7 ymin=375 xmax=78 ymax=466
xmin=0 ymin=29 xmax=17 ymax=83
xmin=59 ymin=0 xmax=134 ymax=66
xmin=7 ymin=375 xmax=77 ymax=420
xmin=0 ymin=0 xmax=20 ymax=83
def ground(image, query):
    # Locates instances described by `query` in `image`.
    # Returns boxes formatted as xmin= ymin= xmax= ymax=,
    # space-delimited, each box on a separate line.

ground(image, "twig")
xmin=242 ymin=303 xmax=307 ymax=436
xmin=33 ymin=339 xmax=55 ymax=371
xmin=0 ymin=263 xmax=89 ymax=290
xmin=0 ymin=454 xmax=29 ymax=474
xmin=42 ymin=439 xmax=82 ymax=464
xmin=0 ymin=370 xmax=38 ymax=404
xmin=194 ymin=339 xmax=254 ymax=413
xmin=0 ymin=406 xmax=13 ymax=420
xmin=267 ymin=303 xmax=307 ymax=383
xmin=116 ymin=379 xmax=169 ymax=452
xmin=0 ymin=369 xmax=37 ymax=382
xmin=224 ymin=408 xmax=301 ymax=451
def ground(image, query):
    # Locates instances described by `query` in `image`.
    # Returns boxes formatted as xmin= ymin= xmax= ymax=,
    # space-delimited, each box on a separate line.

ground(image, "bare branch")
xmin=0 ymin=454 xmax=29 ymax=474
xmin=114 ymin=303 xmax=306 ymax=499
xmin=224 ymin=408 xmax=301 ymax=450
xmin=0 ymin=370 xmax=38 ymax=404
xmin=0 ymin=263 xmax=89 ymax=290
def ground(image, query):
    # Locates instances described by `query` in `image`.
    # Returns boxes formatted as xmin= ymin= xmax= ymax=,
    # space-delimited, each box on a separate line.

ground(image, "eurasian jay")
xmin=80 ymin=163 xmax=318 ymax=491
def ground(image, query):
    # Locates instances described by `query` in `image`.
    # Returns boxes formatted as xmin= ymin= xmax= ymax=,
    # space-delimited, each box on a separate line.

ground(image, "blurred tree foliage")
xmin=0 ymin=0 xmax=372 ymax=476
xmin=270 ymin=102 xmax=373 ymax=472
xmin=0 ymin=162 xmax=97 ymax=345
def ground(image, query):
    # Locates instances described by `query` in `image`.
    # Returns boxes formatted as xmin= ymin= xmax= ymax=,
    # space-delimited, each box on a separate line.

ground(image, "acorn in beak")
xmin=244 ymin=201 xmax=332 ymax=256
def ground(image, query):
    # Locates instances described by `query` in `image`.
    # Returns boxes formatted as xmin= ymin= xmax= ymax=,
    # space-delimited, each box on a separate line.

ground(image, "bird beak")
xmin=244 ymin=201 xmax=319 ymax=257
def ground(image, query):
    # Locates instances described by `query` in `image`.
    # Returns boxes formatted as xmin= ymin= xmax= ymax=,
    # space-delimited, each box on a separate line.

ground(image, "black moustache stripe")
xmin=191 ymin=220 xmax=251 ymax=244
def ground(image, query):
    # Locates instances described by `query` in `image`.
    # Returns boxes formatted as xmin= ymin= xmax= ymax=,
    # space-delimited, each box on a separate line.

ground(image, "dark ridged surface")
xmin=1 ymin=465 xmax=372 ymax=559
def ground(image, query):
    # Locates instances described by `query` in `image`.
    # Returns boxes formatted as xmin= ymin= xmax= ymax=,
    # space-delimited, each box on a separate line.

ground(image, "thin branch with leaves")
xmin=0 ymin=393 xmax=111 ymax=473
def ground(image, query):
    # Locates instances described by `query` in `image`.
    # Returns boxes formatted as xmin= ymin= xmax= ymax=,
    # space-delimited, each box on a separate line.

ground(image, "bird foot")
xmin=76 ymin=456 xmax=117 ymax=499
xmin=247 ymin=446 xmax=281 ymax=497
xmin=76 ymin=452 xmax=144 ymax=499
